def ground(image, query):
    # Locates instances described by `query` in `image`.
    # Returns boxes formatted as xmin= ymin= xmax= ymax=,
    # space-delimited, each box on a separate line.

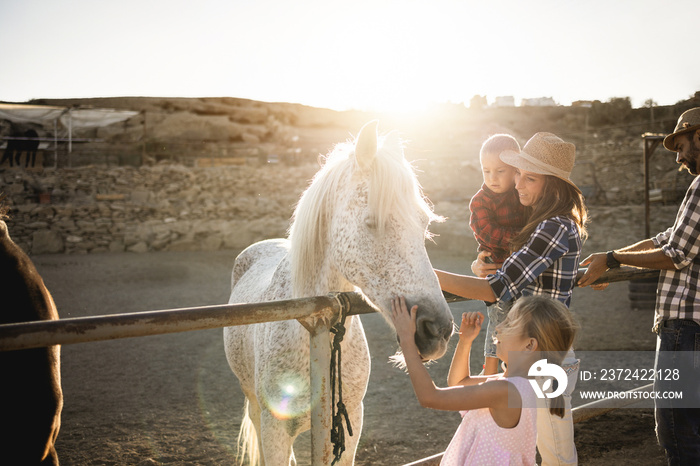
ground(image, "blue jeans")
xmin=654 ymin=319 xmax=700 ymax=465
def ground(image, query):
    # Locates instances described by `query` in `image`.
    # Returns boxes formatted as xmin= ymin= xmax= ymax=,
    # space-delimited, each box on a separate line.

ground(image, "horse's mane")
xmin=0 ymin=198 xmax=9 ymax=225
xmin=287 ymin=132 xmax=442 ymax=298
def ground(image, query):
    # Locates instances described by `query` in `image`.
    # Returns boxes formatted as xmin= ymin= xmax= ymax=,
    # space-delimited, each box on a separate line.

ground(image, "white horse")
xmin=224 ymin=121 xmax=454 ymax=465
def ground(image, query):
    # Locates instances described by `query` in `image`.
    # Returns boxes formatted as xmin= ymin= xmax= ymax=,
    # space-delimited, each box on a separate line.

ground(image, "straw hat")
xmin=500 ymin=132 xmax=578 ymax=189
xmin=663 ymin=107 xmax=700 ymax=151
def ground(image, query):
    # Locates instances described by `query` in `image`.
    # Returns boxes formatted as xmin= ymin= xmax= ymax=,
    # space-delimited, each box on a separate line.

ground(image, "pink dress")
xmin=440 ymin=376 xmax=537 ymax=466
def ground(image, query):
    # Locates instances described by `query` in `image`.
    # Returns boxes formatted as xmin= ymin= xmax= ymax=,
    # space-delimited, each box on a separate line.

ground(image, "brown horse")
xmin=0 ymin=205 xmax=63 ymax=464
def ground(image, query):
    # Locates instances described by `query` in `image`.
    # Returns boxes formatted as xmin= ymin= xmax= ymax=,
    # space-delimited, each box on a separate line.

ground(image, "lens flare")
xmin=261 ymin=372 xmax=312 ymax=420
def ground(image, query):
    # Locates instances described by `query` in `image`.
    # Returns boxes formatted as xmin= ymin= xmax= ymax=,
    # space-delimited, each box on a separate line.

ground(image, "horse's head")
xmin=289 ymin=121 xmax=454 ymax=361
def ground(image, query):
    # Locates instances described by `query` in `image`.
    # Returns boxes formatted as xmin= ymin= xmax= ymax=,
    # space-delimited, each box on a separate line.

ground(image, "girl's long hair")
xmin=499 ymin=295 xmax=579 ymax=417
xmin=510 ymin=176 xmax=588 ymax=252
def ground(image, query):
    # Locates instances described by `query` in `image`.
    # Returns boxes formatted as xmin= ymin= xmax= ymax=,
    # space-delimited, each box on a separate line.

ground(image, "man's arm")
xmin=578 ymin=239 xmax=675 ymax=287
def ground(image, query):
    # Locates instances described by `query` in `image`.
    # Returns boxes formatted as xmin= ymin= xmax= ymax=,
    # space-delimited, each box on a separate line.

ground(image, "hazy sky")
xmin=1 ymin=0 xmax=698 ymax=112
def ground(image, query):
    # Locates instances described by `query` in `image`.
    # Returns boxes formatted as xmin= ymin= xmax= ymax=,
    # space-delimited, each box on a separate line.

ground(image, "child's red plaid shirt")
xmin=469 ymin=185 xmax=528 ymax=263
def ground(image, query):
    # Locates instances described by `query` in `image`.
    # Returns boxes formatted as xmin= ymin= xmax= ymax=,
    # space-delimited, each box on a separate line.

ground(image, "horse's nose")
xmin=417 ymin=316 xmax=439 ymax=340
xmin=415 ymin=312 xmax=453 ymax=341
xmin=409 ymin=299 xmax=453 ymax=360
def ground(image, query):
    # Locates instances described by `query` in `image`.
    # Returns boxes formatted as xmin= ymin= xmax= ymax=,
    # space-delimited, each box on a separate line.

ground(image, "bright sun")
xmin=276 ymin=1 xmax=520 ymax=113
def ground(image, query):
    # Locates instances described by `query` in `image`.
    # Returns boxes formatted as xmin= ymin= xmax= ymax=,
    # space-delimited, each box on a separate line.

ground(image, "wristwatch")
xmin=606 ymin=251 xmax=621 ymax=269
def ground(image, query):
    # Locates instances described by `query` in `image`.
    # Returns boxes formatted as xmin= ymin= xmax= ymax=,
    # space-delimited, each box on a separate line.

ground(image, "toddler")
xmin=469 ymin=134 xmax=527 ymax=374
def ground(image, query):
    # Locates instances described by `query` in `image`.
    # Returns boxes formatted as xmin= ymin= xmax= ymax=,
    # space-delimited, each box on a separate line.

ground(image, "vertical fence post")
xmin=53 ymin=118 xmax=58 ymax=168
xmin=642 ymin=133 xmax=665 ymax=238
xmin=308 ymin=321 xmax=333 ymax=465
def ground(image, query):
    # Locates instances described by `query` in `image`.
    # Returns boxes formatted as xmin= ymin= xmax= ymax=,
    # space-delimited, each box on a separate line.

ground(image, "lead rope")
xmin=330 ymin=293 xmax=352 ymax=465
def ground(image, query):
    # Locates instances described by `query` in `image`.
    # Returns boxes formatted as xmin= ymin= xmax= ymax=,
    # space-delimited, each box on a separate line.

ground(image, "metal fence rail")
xmin=0 ymin=291 xmax=376 ymax=352
xmin=0 ymin=266 xmax=657 ymax=351
xmin=0 ymin=266 xmax=661 ymax=465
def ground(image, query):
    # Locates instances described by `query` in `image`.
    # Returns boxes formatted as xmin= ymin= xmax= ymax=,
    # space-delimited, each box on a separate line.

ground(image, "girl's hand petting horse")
xmin=458 ymin=312 xmax=484 ymax=344
xmin=391 ymin=296 xmax=418 ymax=349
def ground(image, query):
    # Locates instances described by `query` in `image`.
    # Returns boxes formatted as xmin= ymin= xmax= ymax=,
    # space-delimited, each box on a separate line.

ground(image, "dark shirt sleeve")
xmin=487 ymin=219 xmax=570 ymax=302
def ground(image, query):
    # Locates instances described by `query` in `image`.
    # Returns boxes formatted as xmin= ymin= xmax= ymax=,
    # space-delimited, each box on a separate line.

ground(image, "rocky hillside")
xmin=22 ymin=95 xmax=697 ymax=199
xmin=1 ymin=94 xmax=697 ymax=256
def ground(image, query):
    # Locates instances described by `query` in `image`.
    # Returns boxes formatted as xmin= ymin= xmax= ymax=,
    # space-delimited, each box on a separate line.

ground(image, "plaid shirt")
xmin=652 ymin=175 xmax=700 ymax=330
xmin=487 ymin=216 xmax=582 ymax=306
xmin=469 ymin=185 xmax=527 ymax=263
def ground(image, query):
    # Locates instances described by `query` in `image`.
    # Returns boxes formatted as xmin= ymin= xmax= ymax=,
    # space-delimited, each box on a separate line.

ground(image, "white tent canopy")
xmin=61 ymin=107 xmax=141 ymax=129
xmin=0 ymin=104 xmax=140 ymax=165
xmin=0 ymin=103 xmax=139 ymax=129
xmin=0 ymin=104 xmax=65 ymax=124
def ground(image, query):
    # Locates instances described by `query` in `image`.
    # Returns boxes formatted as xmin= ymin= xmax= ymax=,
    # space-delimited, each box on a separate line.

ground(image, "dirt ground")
xmin=31 ymin=247 xmax=667 ymax=465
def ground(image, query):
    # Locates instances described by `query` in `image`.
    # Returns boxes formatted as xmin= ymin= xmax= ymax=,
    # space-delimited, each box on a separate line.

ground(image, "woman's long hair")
xmin=510 ymin=176 xmax=588 ymax=252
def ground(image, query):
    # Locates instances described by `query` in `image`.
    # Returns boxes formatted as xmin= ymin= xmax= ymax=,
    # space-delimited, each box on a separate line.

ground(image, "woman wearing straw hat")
xmin=435 ymin=132 xmax=587 ymax=465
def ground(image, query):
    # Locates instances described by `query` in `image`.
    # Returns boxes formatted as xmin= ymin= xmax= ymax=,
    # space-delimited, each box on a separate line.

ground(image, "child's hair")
xmin=497 ymin=295 xmax=579 ymax=417
xmin=480 ymin=134 xmax=520 ymax=160
xmin=510 ymin=176 xmax=588 ymax=252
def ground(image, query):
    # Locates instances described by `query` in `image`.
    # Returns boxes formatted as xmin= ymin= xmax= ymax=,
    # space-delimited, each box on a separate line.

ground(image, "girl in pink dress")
xmin=391 ymin=295 xmax=578 ymax=465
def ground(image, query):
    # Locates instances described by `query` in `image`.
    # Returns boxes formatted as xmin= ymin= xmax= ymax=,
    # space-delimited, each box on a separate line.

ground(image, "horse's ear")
xmin=355 ymin=120 xmax=378 ymax=171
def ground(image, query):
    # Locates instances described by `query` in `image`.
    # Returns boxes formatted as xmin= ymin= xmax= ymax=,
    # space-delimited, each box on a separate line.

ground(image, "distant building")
xmin=521 ymin=97 xmax=557 ymax=107
xmin=493 ymin=96 xmax=515 ymax=107
xmin=571 ymin=100 xmax=593 ymax=108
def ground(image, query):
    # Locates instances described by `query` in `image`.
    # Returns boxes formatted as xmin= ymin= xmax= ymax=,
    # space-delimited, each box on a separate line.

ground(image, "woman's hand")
xmin=471 ymin=251 xmax=502 ymax=278
xmin=458 ymin=312 xmax=484 ymax=344
xmin=391 ymin=296 xmax=418 ymax=349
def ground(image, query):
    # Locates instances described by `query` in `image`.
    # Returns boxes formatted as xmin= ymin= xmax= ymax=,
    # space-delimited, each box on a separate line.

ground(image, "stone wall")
xmin=1 ymin=158 xmax=684 ymax=258
xmin=2 ymin=163 xmax=318 ymax=255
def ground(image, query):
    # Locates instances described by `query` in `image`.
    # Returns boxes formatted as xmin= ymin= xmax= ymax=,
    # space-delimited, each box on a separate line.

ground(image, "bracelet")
xmin=606 ymin=250 xmax=621 ymax=269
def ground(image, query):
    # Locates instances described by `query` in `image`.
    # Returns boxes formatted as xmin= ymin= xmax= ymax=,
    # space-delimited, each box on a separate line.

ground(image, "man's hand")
xmin=578 ymin=252 xmax=610 ymax=289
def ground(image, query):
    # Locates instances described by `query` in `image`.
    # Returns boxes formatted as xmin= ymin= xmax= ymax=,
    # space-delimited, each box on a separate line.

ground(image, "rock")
xmin=6 ymin=183 xmax=26 ymax=194
xmin=130 ymin=189 xmax=154 ymax=205
xmin=150 ymin=113 xmax=245 ymax=141
xmin=32 ymin=229 xmax=64 ymax=254
xmin=200 ymin=234 xmax=223 ymax=251
xmin=166 ymin=239 xmax=198 ymax=252
xmin=137 ymin=458 xmax=160 ymax=466
xmin=127 ymin=241 xmax=149 ymax=253
xmin=241 ymin=132 xmax=261 ymax=144
xmin=109 ymin=240 xmax=125 ymax=253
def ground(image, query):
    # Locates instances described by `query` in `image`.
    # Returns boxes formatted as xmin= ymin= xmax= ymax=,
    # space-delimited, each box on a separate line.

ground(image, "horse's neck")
xmin=293 ymin=254 xmax=355 ymax=298
xmin=314 ymin=258 xmax=355 ymax=295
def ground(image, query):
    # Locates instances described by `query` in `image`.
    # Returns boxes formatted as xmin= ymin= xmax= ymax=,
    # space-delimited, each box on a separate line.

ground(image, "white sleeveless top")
xmin=440 ymin=376 xmax=537 ymax=466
